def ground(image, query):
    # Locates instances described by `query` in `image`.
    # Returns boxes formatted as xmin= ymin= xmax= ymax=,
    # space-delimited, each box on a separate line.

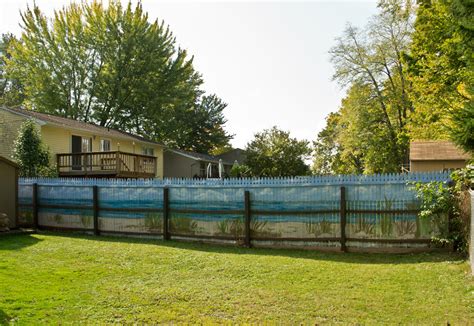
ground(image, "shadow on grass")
xmin=0 ymin=233 xmax=42 ymax=251
xmin=25 ymin=230 xmax=466 ymax=265
xmin=0 ymin=309 xmax=12 ymax=325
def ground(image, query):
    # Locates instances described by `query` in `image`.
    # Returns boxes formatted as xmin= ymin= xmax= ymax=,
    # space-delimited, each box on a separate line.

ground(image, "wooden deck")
xmin=57 ymin=151 xmax=156 ymax=178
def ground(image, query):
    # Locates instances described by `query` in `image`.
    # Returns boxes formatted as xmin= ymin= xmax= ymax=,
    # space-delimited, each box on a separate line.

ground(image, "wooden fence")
xmin=17 ymin=172 xmax=450 ymax=252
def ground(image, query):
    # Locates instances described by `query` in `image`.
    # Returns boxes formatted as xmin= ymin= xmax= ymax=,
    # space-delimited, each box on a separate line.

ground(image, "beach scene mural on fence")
xmin=18 ymin=172 xmax=450 ymax=245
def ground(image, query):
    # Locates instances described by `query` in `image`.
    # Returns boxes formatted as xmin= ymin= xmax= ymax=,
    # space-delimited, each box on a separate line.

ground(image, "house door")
xmin=71 ymin=135 xmax=82 ymax=170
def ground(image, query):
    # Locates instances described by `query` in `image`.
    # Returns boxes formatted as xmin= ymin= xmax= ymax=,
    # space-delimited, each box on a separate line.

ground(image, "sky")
xmin=0 ymin=0 xmax=378 ymax=149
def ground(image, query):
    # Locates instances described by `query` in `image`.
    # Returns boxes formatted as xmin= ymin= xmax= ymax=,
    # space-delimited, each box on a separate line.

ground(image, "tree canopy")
xmin=406 ymin=0 xmax=473 ymax=153
xmin=317 ymin=0 xmax=414 ymax=174
xmin=5 ymin=1 xmax=232 ymax=153
xmin=245 ymin=126 xmax=311 ymax=177
xmin=315 ymin=0 xmax=473 ymax=175
xmin=0 ymin=34 xmax=24 ymax=107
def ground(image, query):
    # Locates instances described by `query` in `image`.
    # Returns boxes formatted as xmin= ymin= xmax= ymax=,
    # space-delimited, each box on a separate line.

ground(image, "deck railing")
xmin=56 ymin=151 xmax=156 ymax=178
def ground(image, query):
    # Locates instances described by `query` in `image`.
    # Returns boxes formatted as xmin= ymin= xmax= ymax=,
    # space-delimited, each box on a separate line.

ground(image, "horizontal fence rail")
xmin=17 ymin=172 xmax=451 ymax=252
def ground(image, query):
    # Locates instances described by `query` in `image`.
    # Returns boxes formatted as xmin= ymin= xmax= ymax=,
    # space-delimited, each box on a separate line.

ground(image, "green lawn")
xmin=0 ymin=232 xmax=472 ymax=324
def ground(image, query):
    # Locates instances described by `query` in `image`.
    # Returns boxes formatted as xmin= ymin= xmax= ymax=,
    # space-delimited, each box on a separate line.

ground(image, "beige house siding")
xmin=410 ymin=160 xmax=467 ymax=172
xmin=41 ymin=125 xmax=164 ymax=178
xmin=0 ymin=108 xmax=164 ymax=178
xmin=0 ymin=109 xmax=29 ymax=159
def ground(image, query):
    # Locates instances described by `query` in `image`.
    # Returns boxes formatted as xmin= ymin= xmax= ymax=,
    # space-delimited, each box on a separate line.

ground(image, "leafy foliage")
xmin=229 ymin=163 xmax=253 ymax=178
xmin=312 ymin=112 xmax=359 ymax=175
xmin=450 ymin=86 xmax=474 ymax=153
xmin=405 ymin=0 xmax=465 ymax=139
xmin=245 ymin=126 xmax=311 ymax=177
xmin=317 ymin=1 xmax=415 ymax=174
xmin=413 ymin=182 xmax=453 ymax=222
xmin=13 ymin=120 xmax=55 ymax=177
xmin=411 ymin=169 xmax=472 ymax=254
xmin=6 ymin=1 xmax=232 ymax=153
xmin=0 ymin=34 xmax=24 ymax=106
xmin=316 ymin=0 xmax=473 ymax=173
xmin=405 ymin=0 xmax=473 ymax=152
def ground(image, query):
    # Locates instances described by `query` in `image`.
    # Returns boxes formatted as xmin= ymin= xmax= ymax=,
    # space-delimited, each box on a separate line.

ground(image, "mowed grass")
xmin=0 ymin=233 xmax=473 ymax=324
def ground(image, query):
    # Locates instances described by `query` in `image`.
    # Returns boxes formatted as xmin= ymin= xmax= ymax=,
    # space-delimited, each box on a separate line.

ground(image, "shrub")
xmin=230 ymin=164 xmax=253 ymax=178
xmin=412 ymin=167 xmax=473 ymax=254
xmin=13 ymin=119 xmax=55 ymax=177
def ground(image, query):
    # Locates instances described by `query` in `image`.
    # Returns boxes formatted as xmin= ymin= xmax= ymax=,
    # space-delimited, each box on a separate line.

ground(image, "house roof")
xmin=410 ymin=140 xmax=470 ymax=161
xmin=217 ymin=148 xmax=247 ymax=162
xmin=0 ymin=155 xmax=19 ymax=169
xmin=217 ymin=148 xmax=245 ymax=156
xmin=2 ymin=106 xmax=164 ymax=147
xmin=167 ymin=148 xmax=233 ymax=165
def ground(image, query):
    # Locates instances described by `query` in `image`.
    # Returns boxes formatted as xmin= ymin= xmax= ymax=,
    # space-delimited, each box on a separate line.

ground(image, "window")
xmin=81 ymin=137 xmax=92 ymax=168
xmin=100 ymin=139 xmax=111 ymax=152
xmin=199 ymin=162 xmax=206 ymax=177
xmin=142 ymin=147 xmax=154 ymax=156
xmin=81 ymin=137 xmax=92 ymax=152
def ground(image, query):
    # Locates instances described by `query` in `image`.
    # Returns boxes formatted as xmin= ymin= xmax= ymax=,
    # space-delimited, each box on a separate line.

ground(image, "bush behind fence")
xmin=18 ymin=172 xmax=451 ymax=252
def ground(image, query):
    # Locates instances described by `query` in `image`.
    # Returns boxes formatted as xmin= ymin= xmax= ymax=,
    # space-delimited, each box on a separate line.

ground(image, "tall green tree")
xmin=180 ymin=94 xmax=233 ymax=153
xmin=246 ymin=126 xmax=311 ymax=177
xmin=312 ymin=112 xmax=343 ymax=175
xmin=312 ymin=111 xmax=364 ymax=175
xmin=7 ymin=1 xmax=232 ymax=153
xmin=0 ymin=34 xmax=24 ymax=106
xmin=322 ymin=0 xmax=414 ymax=174
xmin=405 ymin=0 xmax=466 ymax=139
xmin=13 ymin=120 xmax=53 ymax=177
xmin=446 ymin=0 xmax=474 ymax=154
xmin=406 ymin=0 xmax=473 ymax=153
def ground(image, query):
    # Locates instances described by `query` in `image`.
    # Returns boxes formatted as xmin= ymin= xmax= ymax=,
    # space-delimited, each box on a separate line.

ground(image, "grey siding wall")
xmin=0 ymin=160 xmax=17 ymax=228
xmin=163 ymin=151 xmax=200 ymax=178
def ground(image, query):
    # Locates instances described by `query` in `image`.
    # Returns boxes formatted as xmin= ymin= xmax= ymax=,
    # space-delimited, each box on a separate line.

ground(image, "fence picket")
xmin=16 ymin=172 xmax=450 ymax=252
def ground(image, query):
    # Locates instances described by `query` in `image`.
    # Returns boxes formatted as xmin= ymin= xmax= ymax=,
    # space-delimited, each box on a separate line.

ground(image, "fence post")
xmin=32 ymin=183 xmax=39 ymax=229
xmin=244 ymin=190 xmax=251 ymax=248
xmin=92 ymin=185 xmax=99 ymax=236
xmin=163 ymin=187 xmax=170 ymax=240
xmin=340 ymin=186 xmax=347 ymax=252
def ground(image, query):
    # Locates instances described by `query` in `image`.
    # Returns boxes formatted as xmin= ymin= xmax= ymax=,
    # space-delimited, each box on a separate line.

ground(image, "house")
xmin=409 ymin=140 xmax=470 ymax=172
xmin=164 ymin=148 xmax=233 ymax=178
xmin=216 ymin=148 xmax=247 ymax=165
xmin=0 ymin=156 xmax=18 ymax=230
xmin=0 ymin=106 xmax=164 ymax=178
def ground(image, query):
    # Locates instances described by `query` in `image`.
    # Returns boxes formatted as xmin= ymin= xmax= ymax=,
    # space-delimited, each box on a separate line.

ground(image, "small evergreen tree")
xmin=13 ymin=119 xmax=52 ymax=177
